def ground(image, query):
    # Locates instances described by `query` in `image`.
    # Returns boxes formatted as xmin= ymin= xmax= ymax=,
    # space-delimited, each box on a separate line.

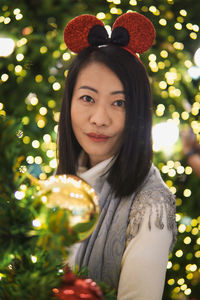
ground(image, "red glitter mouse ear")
xmin=64 ymin=15 xmax=106 ymax=53
xmin=112 ymin=12 xmax=156 ymax=55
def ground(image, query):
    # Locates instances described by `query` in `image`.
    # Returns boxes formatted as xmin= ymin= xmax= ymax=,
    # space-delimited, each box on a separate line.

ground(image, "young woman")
xmin=56 ymin=13 xmax=177 ymax=300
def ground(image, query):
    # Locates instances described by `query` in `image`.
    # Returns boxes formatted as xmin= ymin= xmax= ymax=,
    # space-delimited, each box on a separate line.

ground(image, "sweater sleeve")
xmin=117 ymin=205 xmax=172 ymax=300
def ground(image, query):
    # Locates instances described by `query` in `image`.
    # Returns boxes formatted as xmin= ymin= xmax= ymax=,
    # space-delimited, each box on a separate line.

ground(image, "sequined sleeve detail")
xmin=126 ymin=188 xmax=177 ymax=253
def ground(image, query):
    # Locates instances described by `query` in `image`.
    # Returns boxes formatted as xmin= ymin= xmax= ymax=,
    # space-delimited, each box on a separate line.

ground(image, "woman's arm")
xmin=117 ymin=206 xmax=172 ymax=300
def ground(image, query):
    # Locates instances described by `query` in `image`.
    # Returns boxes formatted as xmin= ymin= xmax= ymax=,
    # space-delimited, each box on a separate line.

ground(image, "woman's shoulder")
xmin=126 ymin=164 xmax=177 ymax=252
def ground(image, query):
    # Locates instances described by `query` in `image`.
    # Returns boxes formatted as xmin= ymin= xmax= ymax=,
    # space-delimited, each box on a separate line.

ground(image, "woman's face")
xmin=71 ymin=62 xmax=126 ymax=167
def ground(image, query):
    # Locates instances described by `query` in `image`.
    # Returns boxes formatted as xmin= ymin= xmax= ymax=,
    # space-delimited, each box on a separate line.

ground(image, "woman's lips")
xmin=87 ymin=132 xmax=110 ymax=142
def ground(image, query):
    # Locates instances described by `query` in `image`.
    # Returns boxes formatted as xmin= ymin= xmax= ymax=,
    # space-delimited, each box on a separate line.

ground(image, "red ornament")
xmin=53 ymin=267 xmax=103 ymax=300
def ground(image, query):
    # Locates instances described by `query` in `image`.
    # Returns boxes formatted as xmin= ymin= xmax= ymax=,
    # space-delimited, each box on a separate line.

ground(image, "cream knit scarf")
xmin=75 ymin=154 xmax=156 ymax=290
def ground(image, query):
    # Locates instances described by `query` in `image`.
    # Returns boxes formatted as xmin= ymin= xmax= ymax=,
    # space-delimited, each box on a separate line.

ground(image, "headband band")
xmin=64 ymin=12 xmax=156 ymax=57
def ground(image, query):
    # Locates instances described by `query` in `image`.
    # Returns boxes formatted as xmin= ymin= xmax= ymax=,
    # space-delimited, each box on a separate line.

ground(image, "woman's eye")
xmin=113 ymin=100 xmax=126 ymax=108
xmin=80 ymin=95 xmax=94 ymax=103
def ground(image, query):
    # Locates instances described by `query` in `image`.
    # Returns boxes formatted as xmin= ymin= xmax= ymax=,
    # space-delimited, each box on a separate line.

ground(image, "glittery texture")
xmin=64 ymin=12 xmax=156 ymax=57
xmin=64 ymin=15 xmax=104 ymax=53
xmin=112 ymin=12 xmax=156 ymax=54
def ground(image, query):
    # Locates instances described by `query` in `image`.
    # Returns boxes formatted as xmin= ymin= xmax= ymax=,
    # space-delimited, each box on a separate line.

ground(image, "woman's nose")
xmin=89 ymin=105 xmax=111 ymax=127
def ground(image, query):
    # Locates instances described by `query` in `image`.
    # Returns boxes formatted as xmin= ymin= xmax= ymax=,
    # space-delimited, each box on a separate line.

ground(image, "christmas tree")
xmin=0 ymin=0 xmax=200 ymax=299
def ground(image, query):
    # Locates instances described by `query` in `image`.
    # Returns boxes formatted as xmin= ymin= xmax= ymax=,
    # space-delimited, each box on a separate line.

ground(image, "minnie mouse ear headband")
xmin=63 ymin=12 xmax=156 ymax=58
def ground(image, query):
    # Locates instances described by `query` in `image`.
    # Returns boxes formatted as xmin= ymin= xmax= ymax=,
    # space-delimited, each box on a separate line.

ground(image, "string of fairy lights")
xmin=0 ymin=0 xmax=200 ymax=298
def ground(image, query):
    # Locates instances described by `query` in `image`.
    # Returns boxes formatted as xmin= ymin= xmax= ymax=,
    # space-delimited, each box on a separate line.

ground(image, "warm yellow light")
xmin=13 ymin=8 xmax=21 ymax=15
xmin=149 ymin=54 xmax=156 ymax=61
xmin=168 ymin=279 xmax=175 ymax=285
xmin=160 ymin=50 xmax=168 ymax=58
xmin=16 ymin=53 xmax=24 ymax=61
xmin=176 ymin=214 xmax=181 ymax=222
xmin=176 ymin=198 xmax=182 ymax=206
xmin=172 ymin=112 xmax=180 ymax=119
xmin=174 ymin=23 xmax=182 ymax=30
xmin=15 ymin=65 xmax=22 ymax=73
xmin=35 ymin=156 xmax=42 ymax=164
xmin=185 ymin=166 xmax=192 ymax=175
xmin=26 ymin=156 xmax=34 ymax=164
xmin=35 ymin=74 xmax=43 ymax=83
xmin=181 ymin=284 xmax=187 ymax=291
xmin=159 ymin=81 xmax=167 ymax=89
xmin=64 ymin=70 xmax=68 ymax=77
xmin=192 ymin=228 xmax=198 ymax=235
xmin=177 ymin=16 xmax=184 ymax=23
xmin=30 ymin=96 xmax=38 ymax=106
xmin=168 ymin=169 xmax=176 ymax=177
xmin=52 ymin=82 xmax=61 ymax=91
xmin=190 ymin=32 xmax=197 ymax=39
xmin=180 ymin=9 xmax=187 ymax=17
xmin=43 ymin=165 xmax=52 ymax=173
xmin=43 ymin=134 xmax=51 ymax=143
xmin=186 ymin=273 xmax=193 ymax=280
xmin=177 ymin=166 xmax=184 ymax=174
xmin=177 ymin=278 xmax=184 ymax=285
xmin=186 ymin=23 xmax=193 ymax=30
xmin=159 ymin=18 xmax=167 ymax=26
xmin=170 ymin=186 xmax=176 ymax=194
xmin=40 ymin=46 xmax=48 ymax=54
xmin=39 ymin=173 xmax=47 ymax=180
xmin=32 ymin=140 xmax=40 ymax=149
xmin=48 ymin=99 xmax=56 ymax=108
xmin=60 ymin=43 xmax=66 ymax=51
xmin=16 ymin=13 xmax=23 ymax=20
xmin=39 ymin=107 xmax=47 ymax=115
xmin=49 ymin=158 xmax=57 ymax=168
xmin=1 ymin=73 xmax=9 ymax=82
xmin=53 ymin=50 xmax=60 ymax=59
xmin=129 ymin=0 xmax=137 ymax=5
xmin=110 ymin=7 xmax=118 ymax=14
xmin=37 ymin=119 xmax=46 ymax=128
xmin=62 ymin=52 xmax=71 ymax=61
xmin=23 ymin=136 xmax=30 ymax=144
xmin=184 ymin=288 xmax=191 ymax=296
xmin=0 ymin=16 xmax=4 ymax=23
xmin=178 ymin=224 xmax=186 ymax=233
xmin=157 ymin=62 xmax=165 ymax=69
xmin=193 ymin=24 xmax=199 ymax=32
xmin=183 ymin=189 xmax=191 ymax=197
xmin=96 ymin=12 xmax=106 ymax=19
xmin=196 ymin=237 xmax=200 ymax=245
xmin=173 ymin=42 xmax=184 ymax=50
xmin=190 ymin=265 xmax=197 ymax=272
xmin=167 ymin=261 xmax=172 ymax=269
xmin=184 ymin=60 xmax=192 ymax=68
xmin=54 ymin=125 xmax=58 ymax=133
xmin=4 ymin=17 xmax=11 ymax=24
xmin=195 ymin=251 xmax=200 ymax=258
xmin=47 ymin=150 xmax=54 ymax=158
xmin=161 ymin=166 xmax=169 ymax=173
xmin=149 ymin=6 xmax=157 ymax=13
xmin=184 ymin=236 xmax=191 ymax=244
xmin=31 ymin=255 xmax=37 ymax=263
xmin=181 ymin=111 xmax=189 ymax=120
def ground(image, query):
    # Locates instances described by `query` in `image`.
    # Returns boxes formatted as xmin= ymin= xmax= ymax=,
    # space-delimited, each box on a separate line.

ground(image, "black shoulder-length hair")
xmin=56 ymin=45 xmax=153 ymax=198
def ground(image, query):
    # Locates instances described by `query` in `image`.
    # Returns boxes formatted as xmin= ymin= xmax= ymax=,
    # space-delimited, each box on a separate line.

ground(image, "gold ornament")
xmin=28 ymin=174 xmax=99 ymax=243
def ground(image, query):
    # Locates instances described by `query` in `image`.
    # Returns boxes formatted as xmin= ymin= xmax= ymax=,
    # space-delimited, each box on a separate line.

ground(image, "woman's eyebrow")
xmin=79 ymin=86 xmax=98 ymax=93
xmin=79 ymin=85 xmax=125 ymax=95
